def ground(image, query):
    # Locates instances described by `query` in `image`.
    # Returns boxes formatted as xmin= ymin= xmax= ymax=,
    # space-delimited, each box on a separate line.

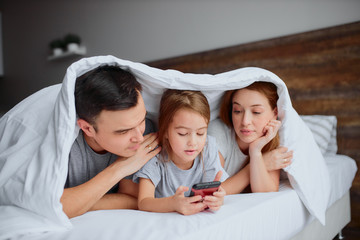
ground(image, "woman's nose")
xmin=242 ymin=111 xmax=251 ymax=126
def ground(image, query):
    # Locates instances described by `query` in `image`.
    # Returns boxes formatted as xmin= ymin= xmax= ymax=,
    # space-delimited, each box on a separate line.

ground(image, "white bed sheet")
xmin=21 ymin=154 xmax=356 ymax=240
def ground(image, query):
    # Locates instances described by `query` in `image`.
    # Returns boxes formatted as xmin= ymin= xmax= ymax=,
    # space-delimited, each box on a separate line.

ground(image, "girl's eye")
xmin=197 ymin=133 xmax=205 ymax=136
xmin=178 ymin=132 xmax=187 ymax=136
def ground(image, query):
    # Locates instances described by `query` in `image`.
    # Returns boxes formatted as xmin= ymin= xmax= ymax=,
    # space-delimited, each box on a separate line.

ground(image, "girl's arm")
xmin=138 ymin=178 xmax=206 ymax=215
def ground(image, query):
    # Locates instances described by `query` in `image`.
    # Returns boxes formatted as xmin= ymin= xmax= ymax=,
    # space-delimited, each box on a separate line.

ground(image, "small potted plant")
xmin=49 ymin=38 xmax=65 ymax=56
xmin=64 ymin=33 xmax=81 ymax=52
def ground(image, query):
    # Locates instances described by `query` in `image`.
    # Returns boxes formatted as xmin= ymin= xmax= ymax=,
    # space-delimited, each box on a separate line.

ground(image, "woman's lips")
xmin=240 ymin=129 xmax=253 ymax=136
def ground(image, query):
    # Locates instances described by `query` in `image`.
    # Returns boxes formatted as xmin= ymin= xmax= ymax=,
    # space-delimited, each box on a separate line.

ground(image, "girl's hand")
xmin=172 ymin=186 xmax=207 ymax=215
xmin=203 ymin=186 xmax=226 ymax=211
xmin=202 ymin=170 xmax=225 ymax=211
xmin=263 ymin=147 xmax=293 ymax=171
xmin=249 ymin=120 xmax=281 ymax=153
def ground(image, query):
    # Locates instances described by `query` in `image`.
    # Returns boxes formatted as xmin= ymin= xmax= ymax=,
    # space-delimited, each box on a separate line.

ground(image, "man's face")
xmin=82 ymin=94 xmax=147 ymax=158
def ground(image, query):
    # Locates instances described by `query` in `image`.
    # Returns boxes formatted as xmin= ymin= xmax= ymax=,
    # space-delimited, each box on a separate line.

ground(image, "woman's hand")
xmin=249 ymin=119 xmax=281 ymax=154
xmin=115 ymin=133 xmax=161 ymax=176
xmin=263 ymin=147 xmax=293 ymax=171
xmin=172 ymin=186 xmax=207 ymax=215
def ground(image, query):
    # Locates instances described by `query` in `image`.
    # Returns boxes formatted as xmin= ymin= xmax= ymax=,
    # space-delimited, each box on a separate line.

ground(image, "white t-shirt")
xmin=207 ymin=118 xmax=248 ymax=177
xmin=133 ymin=135 xmax=228 ymax=197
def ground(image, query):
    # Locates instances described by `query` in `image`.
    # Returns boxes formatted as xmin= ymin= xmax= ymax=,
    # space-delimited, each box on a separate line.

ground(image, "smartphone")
xmin=189 ymin=181 xmax=221 ymax=197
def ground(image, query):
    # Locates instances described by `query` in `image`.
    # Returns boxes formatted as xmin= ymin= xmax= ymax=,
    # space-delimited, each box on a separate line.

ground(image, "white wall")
xmin=0 ymin=0 xmax=360 ymax=112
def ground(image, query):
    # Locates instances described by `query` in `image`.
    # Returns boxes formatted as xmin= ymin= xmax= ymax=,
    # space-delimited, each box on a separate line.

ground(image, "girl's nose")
xmin=187 ymin=134 xmax=196 ymax=146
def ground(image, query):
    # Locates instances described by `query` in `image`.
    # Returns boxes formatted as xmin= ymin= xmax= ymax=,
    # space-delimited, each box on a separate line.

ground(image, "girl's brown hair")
xmin=219 ymin=82 xmax=279 ymax=153
xmin=158 ymin=89 xmax=210 ymax=161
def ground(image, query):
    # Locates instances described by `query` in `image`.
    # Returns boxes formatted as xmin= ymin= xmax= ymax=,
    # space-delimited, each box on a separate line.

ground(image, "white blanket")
xmin=0 ymin=55 xmax=330 ymax=238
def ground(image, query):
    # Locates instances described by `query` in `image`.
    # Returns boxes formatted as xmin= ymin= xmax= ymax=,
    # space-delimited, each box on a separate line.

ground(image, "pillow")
xmin=300 ymin=115 xmax=337 ymax=155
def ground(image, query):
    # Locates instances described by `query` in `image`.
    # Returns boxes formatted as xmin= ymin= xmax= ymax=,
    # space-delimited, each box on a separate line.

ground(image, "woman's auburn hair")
xmin=218 ymin=82 xmax=280 ymax=153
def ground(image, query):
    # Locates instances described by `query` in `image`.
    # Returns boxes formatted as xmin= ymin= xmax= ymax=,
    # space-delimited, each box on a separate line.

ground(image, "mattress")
xmin=20 ymin=154 xmax=356 ymax=240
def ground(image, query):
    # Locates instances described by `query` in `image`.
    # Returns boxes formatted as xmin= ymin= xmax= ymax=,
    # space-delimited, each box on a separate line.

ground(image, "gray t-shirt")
xmin=65 ymin=118 xmax=155 ymax=193
xmin=207 ymin=118 xmax=247 ymax=177
xmin=133 ymin=135 xmax=228 ymax=197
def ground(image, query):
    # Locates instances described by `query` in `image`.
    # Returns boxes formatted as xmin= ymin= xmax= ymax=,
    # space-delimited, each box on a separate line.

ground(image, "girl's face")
xmin=166 ymin=108 xmax=208 ymax=170
xmin=231 ymin=88 xmax=277 ymax=151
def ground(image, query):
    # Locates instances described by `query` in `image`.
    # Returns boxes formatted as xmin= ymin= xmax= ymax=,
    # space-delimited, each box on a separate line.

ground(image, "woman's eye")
xmin=178 ymin=133 xmax=187 ymax=136
xmin=197 ymin=133 xmax=205 ymax=136
xmin=233 ymin=110 xmax=243 ymax=114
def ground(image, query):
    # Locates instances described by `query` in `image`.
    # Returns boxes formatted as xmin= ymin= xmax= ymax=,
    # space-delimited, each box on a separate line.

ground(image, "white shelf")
xmin=48 ymin=46 xmax=86 ymax=61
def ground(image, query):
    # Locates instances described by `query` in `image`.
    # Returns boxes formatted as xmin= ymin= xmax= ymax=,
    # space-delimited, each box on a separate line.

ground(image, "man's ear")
xmin=77 ymin=119 xmax=96 ymax=137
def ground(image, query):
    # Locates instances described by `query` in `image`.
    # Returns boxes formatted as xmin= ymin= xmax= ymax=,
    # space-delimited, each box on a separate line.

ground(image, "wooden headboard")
xmin=146 ymin=21 xmax=360 ymax=228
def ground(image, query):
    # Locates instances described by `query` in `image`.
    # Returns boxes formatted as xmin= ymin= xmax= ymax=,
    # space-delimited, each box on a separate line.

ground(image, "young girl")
xmin=133 ymin=89 xmax=228 ymax=215
xmin=208 ymin=81 xmax=293 ymax=194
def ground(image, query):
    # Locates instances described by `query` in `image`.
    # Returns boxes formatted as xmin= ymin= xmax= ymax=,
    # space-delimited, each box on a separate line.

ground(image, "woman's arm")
xmin=248 ymin=120 xmax=282 ymax=192
xmin=249 ymin=152 xmax=280 ymax=192
xmin=218 ymin=152 xmax=250 ymax=194
xmin=138 ymin=178 xmax=206 ymax=215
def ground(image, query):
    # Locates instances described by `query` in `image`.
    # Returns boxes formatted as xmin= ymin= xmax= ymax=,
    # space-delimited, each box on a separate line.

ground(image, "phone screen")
xmin=189 ymin=181 xmax=221 ymax=197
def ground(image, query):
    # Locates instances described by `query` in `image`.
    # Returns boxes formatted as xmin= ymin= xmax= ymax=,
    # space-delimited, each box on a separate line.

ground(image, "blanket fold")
xmin=0 ymin=55 xmax=330 ymax=238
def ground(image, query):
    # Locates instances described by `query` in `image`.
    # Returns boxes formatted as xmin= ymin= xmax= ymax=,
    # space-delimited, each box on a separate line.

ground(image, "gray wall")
xmin=1 ymin=0 xmax=360 ymax=113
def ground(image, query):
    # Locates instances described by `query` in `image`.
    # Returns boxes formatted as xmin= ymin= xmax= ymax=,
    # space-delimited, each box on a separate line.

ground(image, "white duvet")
xmin=0 ymin=55 xmax=330 ymax=239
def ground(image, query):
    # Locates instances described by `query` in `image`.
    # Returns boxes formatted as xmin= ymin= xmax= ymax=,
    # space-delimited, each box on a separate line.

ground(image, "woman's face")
xmin=231 ymin=88 xmax=277 ymax=151
xmin=166 ymin=108 xmax=208 ymax=170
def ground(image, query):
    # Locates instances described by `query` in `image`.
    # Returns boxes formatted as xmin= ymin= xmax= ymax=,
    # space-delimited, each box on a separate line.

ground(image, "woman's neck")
xmin=236 ymin=135 xmax=249 ymax=155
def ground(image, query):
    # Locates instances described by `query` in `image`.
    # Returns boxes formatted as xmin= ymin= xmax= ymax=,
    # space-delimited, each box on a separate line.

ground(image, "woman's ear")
xmin=273 ymin=107 xmax=278 ymax=120
xmin=77 ymin=119 xmax=96 ymax=137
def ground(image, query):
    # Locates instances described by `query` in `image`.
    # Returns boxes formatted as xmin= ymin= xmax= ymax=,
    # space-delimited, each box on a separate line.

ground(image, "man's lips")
xmin=129 ymin=144 xmax=140 ymax=151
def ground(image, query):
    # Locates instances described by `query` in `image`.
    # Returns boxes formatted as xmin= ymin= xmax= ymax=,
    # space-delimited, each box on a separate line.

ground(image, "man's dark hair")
xmin=75 ymin=65 xmax=142 ymax=126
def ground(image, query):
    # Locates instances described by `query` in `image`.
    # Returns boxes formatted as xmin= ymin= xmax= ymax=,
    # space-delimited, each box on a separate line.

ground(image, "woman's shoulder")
xmin=208 ymin=118 xmax=232 ymax=140
xmin=208 ymin=118 xmax=230 ymax=132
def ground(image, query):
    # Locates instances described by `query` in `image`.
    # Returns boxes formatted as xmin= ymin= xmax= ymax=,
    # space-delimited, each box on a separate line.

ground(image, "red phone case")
xmin=190 ymin=181 xmax=221 ymax=197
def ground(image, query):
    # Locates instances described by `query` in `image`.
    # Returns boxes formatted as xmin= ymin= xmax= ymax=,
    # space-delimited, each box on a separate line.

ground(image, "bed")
xmin=0 ymin=55 xmax=357 ymax=240
xmin=15 ymin=154 xmax=354 ymax=240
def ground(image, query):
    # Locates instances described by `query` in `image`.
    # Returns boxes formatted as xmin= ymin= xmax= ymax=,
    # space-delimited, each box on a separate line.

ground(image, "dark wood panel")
xmin=147 ymin=21 xmax=360 ymax=228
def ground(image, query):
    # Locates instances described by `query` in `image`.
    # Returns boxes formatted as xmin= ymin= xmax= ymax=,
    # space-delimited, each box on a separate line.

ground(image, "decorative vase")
xmin=53 ymin=48 xmax=63 ymax=56
xmin=67 ymin=43 xmax=80 ymax=52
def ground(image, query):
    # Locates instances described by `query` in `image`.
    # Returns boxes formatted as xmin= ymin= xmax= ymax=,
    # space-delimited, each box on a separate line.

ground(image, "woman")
xmin=208 ymin=81 xmax=293 ymax=194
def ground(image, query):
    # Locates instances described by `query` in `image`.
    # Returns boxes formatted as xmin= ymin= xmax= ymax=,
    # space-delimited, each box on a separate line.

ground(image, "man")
xmin=61 ymin=65 xmax=160 ymax=218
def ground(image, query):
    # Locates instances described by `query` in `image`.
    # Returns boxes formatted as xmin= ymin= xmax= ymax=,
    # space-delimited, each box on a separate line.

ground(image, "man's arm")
xmin=61 ymin=134 xmax=160 ymax=218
